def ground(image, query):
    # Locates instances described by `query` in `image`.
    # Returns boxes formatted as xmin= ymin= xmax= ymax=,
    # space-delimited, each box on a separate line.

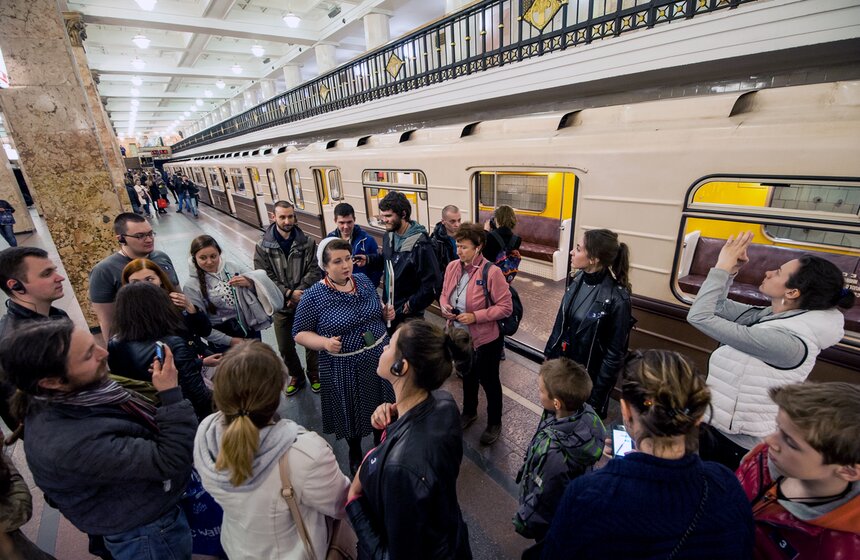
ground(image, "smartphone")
xmin=362 ymin=331 xmax=377 ymax=348
xmin=154 ymin=341 xmax=165 ymax=363
xmin=489 ymin=217 xmax=497 ymax=230
xmin=450 ymin=307 xmax=461 ymax=315
xmin=612 ymin=425 xmax=634 ymax=457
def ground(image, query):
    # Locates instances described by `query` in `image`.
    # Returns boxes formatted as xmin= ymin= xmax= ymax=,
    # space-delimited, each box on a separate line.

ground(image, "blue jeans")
xmin=185 ymin=195 xmax=198 ymax=216
xmin=177 ymin=193 xmax=188 ymax=212
xmin=0 ymin=224 xmax=17 ymax=247
xmin=103 ymin=505 xmax=192 ymax=560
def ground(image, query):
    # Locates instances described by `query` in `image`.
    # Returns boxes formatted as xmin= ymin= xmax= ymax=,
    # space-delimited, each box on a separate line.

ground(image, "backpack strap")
xmin=481 ymin=262 xmax=495 ymax=308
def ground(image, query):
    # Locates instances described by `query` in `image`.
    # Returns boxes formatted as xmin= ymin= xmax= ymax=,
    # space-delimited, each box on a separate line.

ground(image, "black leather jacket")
xmin=107 ymin=335 xmax=212 ymax=420
xmin=544 ymin=271 xmax=632 ymax=416
xmin=346 ymin=391 xmax=471 ymax=560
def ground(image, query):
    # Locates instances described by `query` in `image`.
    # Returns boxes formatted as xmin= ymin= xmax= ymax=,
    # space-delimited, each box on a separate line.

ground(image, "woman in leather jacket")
xmin=346 ymin=320 xmax=473 ymax=559
xmin=545 ymin=229 xmax=633 ymax=417
xmin=108 ymin=282 xmax=213 ymax=419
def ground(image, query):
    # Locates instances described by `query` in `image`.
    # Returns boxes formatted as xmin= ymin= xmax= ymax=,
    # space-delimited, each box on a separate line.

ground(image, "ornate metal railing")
xmin=172 ymin=0 xmax=753 ymax=153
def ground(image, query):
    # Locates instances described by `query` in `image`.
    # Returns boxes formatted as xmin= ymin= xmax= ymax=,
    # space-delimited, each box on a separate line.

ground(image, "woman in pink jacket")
xmin=440 ymin=222 xmax=513 ymax=445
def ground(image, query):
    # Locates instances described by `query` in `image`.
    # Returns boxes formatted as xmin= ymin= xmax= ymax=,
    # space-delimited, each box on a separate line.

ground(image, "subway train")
xmin=165 ymin=79 xmax=860 ymax=382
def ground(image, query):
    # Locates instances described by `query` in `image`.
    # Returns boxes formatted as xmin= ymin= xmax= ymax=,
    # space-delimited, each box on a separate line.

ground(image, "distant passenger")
xmin=89 ymin=213 xmax=179 ymax=339
xmin=253 ymin=201 xmax=320 ymax=396
xmin=545 ymin=228 xmax=633 ymax=418
xmin=542 ymin=349 xmax=754 ymax=559
xmin=0 ymin=199 xmax=18 ymax=247
xmin=687 ymin=232 xmax=853 ymax=470
xmin=133 ymin=179 xmax=153 ymax=218
xmin=736 ymin=382 xmax=860 ymax=559
xmin=482 ymin=205 xmax=522 ymax=283
xmin=439 ymin=222 xmax=512 ymax=445
xmin=0 ymin=320 xmax=197 ymax=560
xmin=350 ymin=320 xmax=473 ymax=559
xmin=354 ymin=191 xmax=441 ymax=330
xmin=430 ymin=204 xmax=461 ymax=271
xmin=195 ymin=341 xmax=350 ymax=560
xmin=325 ymin=202 xmax=381 ymax=287
xmin=514 ymin=358 xmax=606 ymax=548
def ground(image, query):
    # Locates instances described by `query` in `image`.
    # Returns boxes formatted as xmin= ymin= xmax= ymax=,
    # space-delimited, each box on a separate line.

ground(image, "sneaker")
xmin=284 ymin=376 xmax=306 ymax=396
xmin=308 ymin=372 xmax=321 ymax=394
xmin=460 ymin=413 xmax=478 ymax=431
xmin=480 ymin=424 xmax=502 ymax=445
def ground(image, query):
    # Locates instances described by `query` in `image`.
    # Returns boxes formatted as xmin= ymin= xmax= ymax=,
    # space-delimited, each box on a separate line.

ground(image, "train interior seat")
xmin=678 ymin=236 xmax=859 ymax=332
xmin=478 ymin=211 xmax=557 ymax=263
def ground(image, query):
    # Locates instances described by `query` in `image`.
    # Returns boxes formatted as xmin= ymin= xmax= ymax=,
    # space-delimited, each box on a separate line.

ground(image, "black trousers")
xmin=698 ymin=423 xmax=751 ymax=471
xmin=462 ymin=336 xmax=504 ymax=426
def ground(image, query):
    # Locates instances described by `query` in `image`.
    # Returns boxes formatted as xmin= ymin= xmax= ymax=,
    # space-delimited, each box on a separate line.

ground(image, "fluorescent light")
xmin=231 ymin=64 xmax=243 ymax=75
xmin=195 ymin=98 xmax=203 ymax=106
xmin=283 ymin=13 xmax=301 ymax=28
xmin=135 ymin=0 xmax=157 ymax=11
xmin=251 ymin=45 xmax=265 ymax=57
xmin=131 ymin=58 xmax=146 ymax=70
xmin=215 ymin=80 xmax=226 ymax=89
xmin=204 ymin=90 xmax=213 ymax=97
xmin=130 ymin=88 xmax=140 ymax=96
xmin=132 ymin=35 xmax=150 ymax=49
xmin=131 ymin=76 xmax=143 ymax=86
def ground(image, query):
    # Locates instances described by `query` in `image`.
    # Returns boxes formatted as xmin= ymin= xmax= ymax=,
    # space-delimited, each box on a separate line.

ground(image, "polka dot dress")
xmin=292 ymin=273 xmax=395 ymax=439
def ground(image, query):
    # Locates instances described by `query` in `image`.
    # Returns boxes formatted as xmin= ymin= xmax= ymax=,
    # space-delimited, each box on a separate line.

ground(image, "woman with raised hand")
xmin=542 ymin=349 xmax=754 ymax=559
xmin=194 ymin=341 xmax=349 ymax=560
xmin=687 ymin=232 xmax=853 ymax=470
xmin=545 ymin=228 xmax=633 ymax=418
xmin=347 ymin=320 xmax=473 ymax=559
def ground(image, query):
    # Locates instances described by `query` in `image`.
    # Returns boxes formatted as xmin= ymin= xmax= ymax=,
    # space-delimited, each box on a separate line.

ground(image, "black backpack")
xmin=481 ymin=262 xmax=523 ymax=336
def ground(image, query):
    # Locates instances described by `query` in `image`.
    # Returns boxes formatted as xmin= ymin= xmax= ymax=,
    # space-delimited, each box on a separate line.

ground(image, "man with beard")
xmin=254 ymin=201 xmax=321 ymax=396
xmin=0 ymin=320 xmax=197 ymax=560
xmin=89 ymin=213 xmax=179 ymax=338
xmin=355 ymin=191 xmax=441 ymax=330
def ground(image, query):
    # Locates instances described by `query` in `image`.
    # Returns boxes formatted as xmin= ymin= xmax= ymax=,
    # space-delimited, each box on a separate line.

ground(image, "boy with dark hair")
xmin=514 ymin=357 xmax=606 ymax=544
xmin=325 ymin=202 xmax=381 ymax=287
xmin=736 ymin=382 xmax=860 ymax=559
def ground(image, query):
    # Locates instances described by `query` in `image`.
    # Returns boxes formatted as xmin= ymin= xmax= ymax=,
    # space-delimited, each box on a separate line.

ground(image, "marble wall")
xmin=0 ymin=144 xmax=34 ymax=233
xmin=0 ymin=0 xmax=125 ymax=327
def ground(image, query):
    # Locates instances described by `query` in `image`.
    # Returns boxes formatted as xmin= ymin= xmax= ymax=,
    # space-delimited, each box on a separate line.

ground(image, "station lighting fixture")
xmin=135 ymin=0 xmax=157 ymax=11
xmin=195 ymin=98 xmax=203 ymax=106
xmin=283 ymin=13 xmax=301 ymax=28
xmin=251 ymin=45 xmax=265 ymax=57
xmin=215 ymin=80 xmax=226 ymax=89
xmin=131 ymin=58 xmax=146 ymax=70
xmin=131 ymin=76 xmax=143 ymax=86
xmin=130 ymin=88 xmax=140 ymax=97
xmin=204 ymin=90 xmax=213 ymax=98
xmin=231 ymin=64 xmax=243 ymax=75
xmin=132 ymin=35 xmax=151 ymax=49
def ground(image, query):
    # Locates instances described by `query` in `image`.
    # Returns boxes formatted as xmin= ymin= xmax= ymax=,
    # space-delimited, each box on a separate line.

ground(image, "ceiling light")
xmin=183 ymin=111 xmax=190 ymax=117
xmin=131 ymin=58 xmax=146 ymax=70
xmin=132 ymin=35 xmax=151 ymax=49
xmin=251 ymin=45 xmax=265 ymax=57
xmin=195 ymin=98 xmax=203 ymax=106
xmin=130 ymin=88 xmax=140 ymax=96
xmin=135 ymin=0 xmax=157 ymax=11
xmin=231 ymin=64 xmax=243 ymax=75
xmin=130 ymin=99 xmax=140 ymax=107
xmin=204 ymin=90 xmax=213 ymax=98
xmin=283 ymin=13 xmax=301 ymax=28
xmin=131 ymin=76 xmax=143 ymax=86
xmin=215 ymin=80 xmax=226 ymax=89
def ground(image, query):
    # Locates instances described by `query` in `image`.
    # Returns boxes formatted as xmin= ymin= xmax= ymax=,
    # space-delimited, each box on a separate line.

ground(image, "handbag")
xmin=156 ymin=197 xmax=168 ymax=209
xmin=278 ymin=453 xmax=358 ymax=560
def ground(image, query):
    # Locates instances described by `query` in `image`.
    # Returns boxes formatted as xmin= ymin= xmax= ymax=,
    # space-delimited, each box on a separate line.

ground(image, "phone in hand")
xmin=450 ymin=307 xmax=462 ymax=315
xmin=489 ymin=217 xmax=497 ymax=230
xmin=612 ymin=425 xmax=634 ymax=457
xmin=154 ymin=341 xmax=165 ymax=363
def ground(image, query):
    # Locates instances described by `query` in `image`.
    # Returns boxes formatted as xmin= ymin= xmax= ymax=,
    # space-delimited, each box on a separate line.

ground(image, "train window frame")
xmin=206 ymin=167 xmax=224 ymax=191
xmin=362 ymin=186 xmax=431 ymax=232
xmin=362 ymin=169 xmax=428 ymax=190
xmin=475 ymin=172 xmax=549 ymax=213
xmin=287 ymin=168 xmax=304 ymax=209
xmin=229 ymin=168 xmax=249 ymax=197
xmin=266 ymin=168 xmax=282 ymax=202
xmin=328 ymin=169 xmax=344 ymax=201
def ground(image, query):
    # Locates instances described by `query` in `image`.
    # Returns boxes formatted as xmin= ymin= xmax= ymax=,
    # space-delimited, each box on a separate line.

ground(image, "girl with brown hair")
xmin=194 ymin=341 xmax=349 ymax=560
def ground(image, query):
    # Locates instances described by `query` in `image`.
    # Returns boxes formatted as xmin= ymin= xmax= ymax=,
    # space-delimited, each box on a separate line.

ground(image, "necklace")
xmin=325 ymin=275 xmax=356 ymax=294
xmin=777 ymin=478 xmax=853 ymax=505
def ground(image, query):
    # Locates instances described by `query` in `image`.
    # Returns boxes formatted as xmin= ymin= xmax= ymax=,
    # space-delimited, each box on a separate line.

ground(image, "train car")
xmin=166 ymin=80 xmax=860 ymax=381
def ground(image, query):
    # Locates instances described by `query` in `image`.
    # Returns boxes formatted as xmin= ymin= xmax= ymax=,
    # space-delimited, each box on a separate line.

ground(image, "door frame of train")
xmin=219 ymin=168 xmax=237 ymax=214
xmin=247 ymin=167 xmax=268 ymax=228
xmin=311 ymin=166 xmax=343 ymax=235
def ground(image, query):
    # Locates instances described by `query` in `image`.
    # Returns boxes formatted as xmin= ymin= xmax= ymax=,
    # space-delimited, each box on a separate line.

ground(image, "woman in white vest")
xmin=687 ymin=232 xmax=854 ymax=470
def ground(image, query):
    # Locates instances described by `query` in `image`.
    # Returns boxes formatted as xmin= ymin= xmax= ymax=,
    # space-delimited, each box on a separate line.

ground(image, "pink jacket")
xmin=440 ymin=254 xmax=513 ymax=348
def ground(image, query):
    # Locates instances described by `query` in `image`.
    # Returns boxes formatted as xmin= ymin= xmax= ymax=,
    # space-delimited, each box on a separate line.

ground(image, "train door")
xmin=246 ymin=167 xmax=267 ymax=228
xmin=263 ymin=168 xmax=281 ymax=218
xmin=311 ymin=167 xmax=344 ymax=234
xmin=286 ymin=168 xmax=326 ymax=240
xmin=219 ymin=168 xmax=237 ymax=214
xmin=473 ymin=170 xmax=578 ymax=353
xmin=192 ymin=167 xmax=213 ymax=207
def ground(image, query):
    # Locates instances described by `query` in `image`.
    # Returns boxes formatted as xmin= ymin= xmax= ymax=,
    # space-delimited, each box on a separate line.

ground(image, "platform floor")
xmin=1 ymin=204 xmax=619 ymax=560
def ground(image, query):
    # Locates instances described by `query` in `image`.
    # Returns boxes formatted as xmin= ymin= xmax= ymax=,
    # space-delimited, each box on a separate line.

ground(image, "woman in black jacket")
xmin=108 ymin=282 xmax=213 ymax=419
xmin=544 ymin=229 xmax=633 ymax=417
xmin=346 ymin=320 xmax=473 ymax=559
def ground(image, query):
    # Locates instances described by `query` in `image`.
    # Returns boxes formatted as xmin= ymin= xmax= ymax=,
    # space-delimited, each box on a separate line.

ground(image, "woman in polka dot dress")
xmin=294 ymin=238 xmax=396 ymax=475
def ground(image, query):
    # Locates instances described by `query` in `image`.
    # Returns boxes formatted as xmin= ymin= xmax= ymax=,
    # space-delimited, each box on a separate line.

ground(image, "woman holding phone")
xmin=293 ymin=238 xmax=395 ymax=474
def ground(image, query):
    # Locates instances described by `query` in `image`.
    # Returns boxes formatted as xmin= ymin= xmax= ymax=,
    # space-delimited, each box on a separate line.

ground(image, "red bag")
xmin=156 ymin=198 xmax=168 ymax=209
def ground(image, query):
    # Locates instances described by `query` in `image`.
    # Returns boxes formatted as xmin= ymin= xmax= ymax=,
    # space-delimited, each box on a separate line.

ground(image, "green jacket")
xmin=254 ymin=224 xmax=320 ymax=313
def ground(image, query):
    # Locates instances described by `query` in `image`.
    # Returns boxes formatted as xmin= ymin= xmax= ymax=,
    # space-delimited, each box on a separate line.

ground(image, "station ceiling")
xmin=67 ymin=0 xmax=448 ymax=141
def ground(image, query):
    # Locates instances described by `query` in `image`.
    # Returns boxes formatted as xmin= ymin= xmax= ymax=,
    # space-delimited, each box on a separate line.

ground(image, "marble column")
xmin=219 ymin=103 xmax=231 ymax=121
xmin=363 ymin=13 xmax=391 ymax=50
xmin=282 ymin=64 xmax=302 ymax=90
xmin=0 ymin=141 xmax=34 ymax=233
xmin=230 ymin=96 xmax=244 ymax=115
xmin=260 ymin=79 xmax=275 ymax=101
xmin=0 ymin=0 xmax=126 ymax=327
xmin=242 ymin=88 xmax=255 ymax=110
xmin=315 ymin=44 xmax=337 ymax=75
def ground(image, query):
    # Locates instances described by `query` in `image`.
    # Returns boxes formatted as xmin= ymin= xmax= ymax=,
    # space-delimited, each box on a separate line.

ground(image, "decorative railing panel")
xmin=173 ymin=0 xmax=752 ymax=153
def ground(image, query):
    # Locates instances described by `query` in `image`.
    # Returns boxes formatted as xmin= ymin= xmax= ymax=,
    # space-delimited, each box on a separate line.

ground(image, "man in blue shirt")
xmin=325 ymin=203 xmax=381 ymax=287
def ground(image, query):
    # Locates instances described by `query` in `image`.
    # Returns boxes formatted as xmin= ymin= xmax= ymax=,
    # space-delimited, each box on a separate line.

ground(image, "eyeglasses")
xmin=126 ymin=231 xmax=156 ymax=240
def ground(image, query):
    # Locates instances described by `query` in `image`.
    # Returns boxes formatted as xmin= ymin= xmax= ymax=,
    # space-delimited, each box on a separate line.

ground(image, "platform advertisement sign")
xmin=0 ymin=47 xmax=9 ymax=89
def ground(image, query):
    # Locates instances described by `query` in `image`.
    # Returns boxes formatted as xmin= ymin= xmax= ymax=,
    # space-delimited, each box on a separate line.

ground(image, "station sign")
xmin=0 ymin=47 xmax=9 ymax=89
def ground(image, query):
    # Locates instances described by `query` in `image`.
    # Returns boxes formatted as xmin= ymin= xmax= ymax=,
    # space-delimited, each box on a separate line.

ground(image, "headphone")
xmin=390 ymin=359 xmax=405 ymax=377
xmin=9 ymin=278 xmax=25 ymax=294
xmin=118 ymin=234 xmax=127 ymax=245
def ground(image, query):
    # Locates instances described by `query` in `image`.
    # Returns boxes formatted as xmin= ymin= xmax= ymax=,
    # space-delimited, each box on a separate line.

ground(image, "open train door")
xmin=312 ymin=167 xmax=345 ymax=235
xmin=285 ymin=167 xmax=326 ymax=242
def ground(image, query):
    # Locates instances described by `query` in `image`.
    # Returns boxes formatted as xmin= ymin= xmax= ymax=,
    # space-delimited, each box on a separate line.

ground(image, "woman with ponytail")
xmin=346 ymin=320 xmax=473 ymax=559
xmin=545 ymin=228 xmax=634 ymax=417
xmin=542 ymin=350 xmax=754 ymax=559
xmin=194 ymin=341 xmax=349 ymax=559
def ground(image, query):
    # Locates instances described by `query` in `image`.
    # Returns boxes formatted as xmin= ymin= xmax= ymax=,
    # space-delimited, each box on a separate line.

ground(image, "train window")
xmin=676 ymin=177 xmax=860 ymax=336
xmin=229 ymin=169 xmax=248 ymax=197
xmin=192 ymin=168 xmax=205 ymax=186
xmin=247 ymin=167 xmax=263 ymax=195
xmin=328 ymin=169 xmax=343 ymax=201
xmin=206 ymin=167 xmax=223 ymax=191
xmin=362 ymin=170 xmax=427 ymax=189
xmin=477 ymin=172 xmax=548 ymax=212
xmin=287 ymin=169 xmax=304 ymax=209
xmin=266 ymin=169 xmax=281 ymax=202
xmin=363 ymin=187 xmax=430 ymax=230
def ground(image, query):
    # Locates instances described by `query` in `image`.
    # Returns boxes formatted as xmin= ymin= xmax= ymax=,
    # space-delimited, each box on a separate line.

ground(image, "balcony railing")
xmin=172 ymin=0 xmax=752 ymax=153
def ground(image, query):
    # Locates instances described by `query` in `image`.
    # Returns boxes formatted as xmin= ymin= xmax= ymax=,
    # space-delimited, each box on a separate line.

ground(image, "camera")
xmin=451 ymin=307 xmax=461 ymax=315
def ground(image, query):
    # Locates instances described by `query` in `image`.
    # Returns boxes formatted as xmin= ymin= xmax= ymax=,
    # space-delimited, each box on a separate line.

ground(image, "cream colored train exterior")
xmin=166 ymin=80 xmax=860 ymax=381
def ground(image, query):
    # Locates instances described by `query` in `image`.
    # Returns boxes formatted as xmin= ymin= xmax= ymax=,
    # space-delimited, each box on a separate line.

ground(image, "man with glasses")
xmin=89 ymin=213 xmax=179 ymax=338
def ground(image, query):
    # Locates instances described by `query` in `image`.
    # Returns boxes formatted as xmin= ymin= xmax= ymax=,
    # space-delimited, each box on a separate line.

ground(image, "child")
xmin=736 ymin=382 xmax=860 ymax=559
xmin=514 ymin=357 xmax=606 ymax=542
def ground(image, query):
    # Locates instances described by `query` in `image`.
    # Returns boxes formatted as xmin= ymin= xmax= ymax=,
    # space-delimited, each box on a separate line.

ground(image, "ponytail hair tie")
xmin=642 ymin=399 xmax=653 ymax=408
xmin=237 ymin=409 xmax=249 ymax=417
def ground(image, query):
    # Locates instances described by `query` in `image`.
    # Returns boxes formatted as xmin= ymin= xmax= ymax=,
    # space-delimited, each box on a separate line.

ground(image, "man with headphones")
xmin=89 ymin=213 xmax=179 ymax=338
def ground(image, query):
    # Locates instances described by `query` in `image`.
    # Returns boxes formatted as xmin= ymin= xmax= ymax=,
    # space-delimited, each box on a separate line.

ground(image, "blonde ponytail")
xmin=215 ymin=413 xmax=261 ymax=487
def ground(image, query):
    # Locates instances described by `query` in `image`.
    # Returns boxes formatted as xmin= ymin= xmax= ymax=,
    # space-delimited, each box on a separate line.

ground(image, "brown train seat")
xmin=678 ymin=236 xmax=859 ymax=332
xmin=478 ymin=211 xmax=558 ymax=263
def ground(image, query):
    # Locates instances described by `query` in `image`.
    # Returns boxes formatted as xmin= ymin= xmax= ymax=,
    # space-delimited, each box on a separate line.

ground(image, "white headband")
xmin=316 ymin=237 xmax=342 ymax=270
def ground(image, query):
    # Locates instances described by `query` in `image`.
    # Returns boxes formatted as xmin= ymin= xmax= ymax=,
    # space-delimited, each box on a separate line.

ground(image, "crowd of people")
xmin=0 ymin=189 xmax=857 ymax=560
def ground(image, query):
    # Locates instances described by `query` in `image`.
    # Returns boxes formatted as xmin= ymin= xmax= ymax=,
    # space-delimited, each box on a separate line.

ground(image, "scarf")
xmin=36 ymin=379 xmax=159 ymax=432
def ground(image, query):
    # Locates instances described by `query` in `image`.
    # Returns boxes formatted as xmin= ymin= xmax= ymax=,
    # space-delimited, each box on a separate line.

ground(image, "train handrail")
xmin=172 ymin=0 xmax=753 ymax=153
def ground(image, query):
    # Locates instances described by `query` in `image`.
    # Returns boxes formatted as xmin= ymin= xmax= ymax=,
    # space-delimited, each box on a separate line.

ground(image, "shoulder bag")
xmin=278 ymin=453 xmax=358 ymax=560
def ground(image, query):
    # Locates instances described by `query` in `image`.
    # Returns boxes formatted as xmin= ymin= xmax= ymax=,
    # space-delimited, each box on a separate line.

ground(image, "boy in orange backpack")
xmin=735 ymin=382 xmax=860 ymax=559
